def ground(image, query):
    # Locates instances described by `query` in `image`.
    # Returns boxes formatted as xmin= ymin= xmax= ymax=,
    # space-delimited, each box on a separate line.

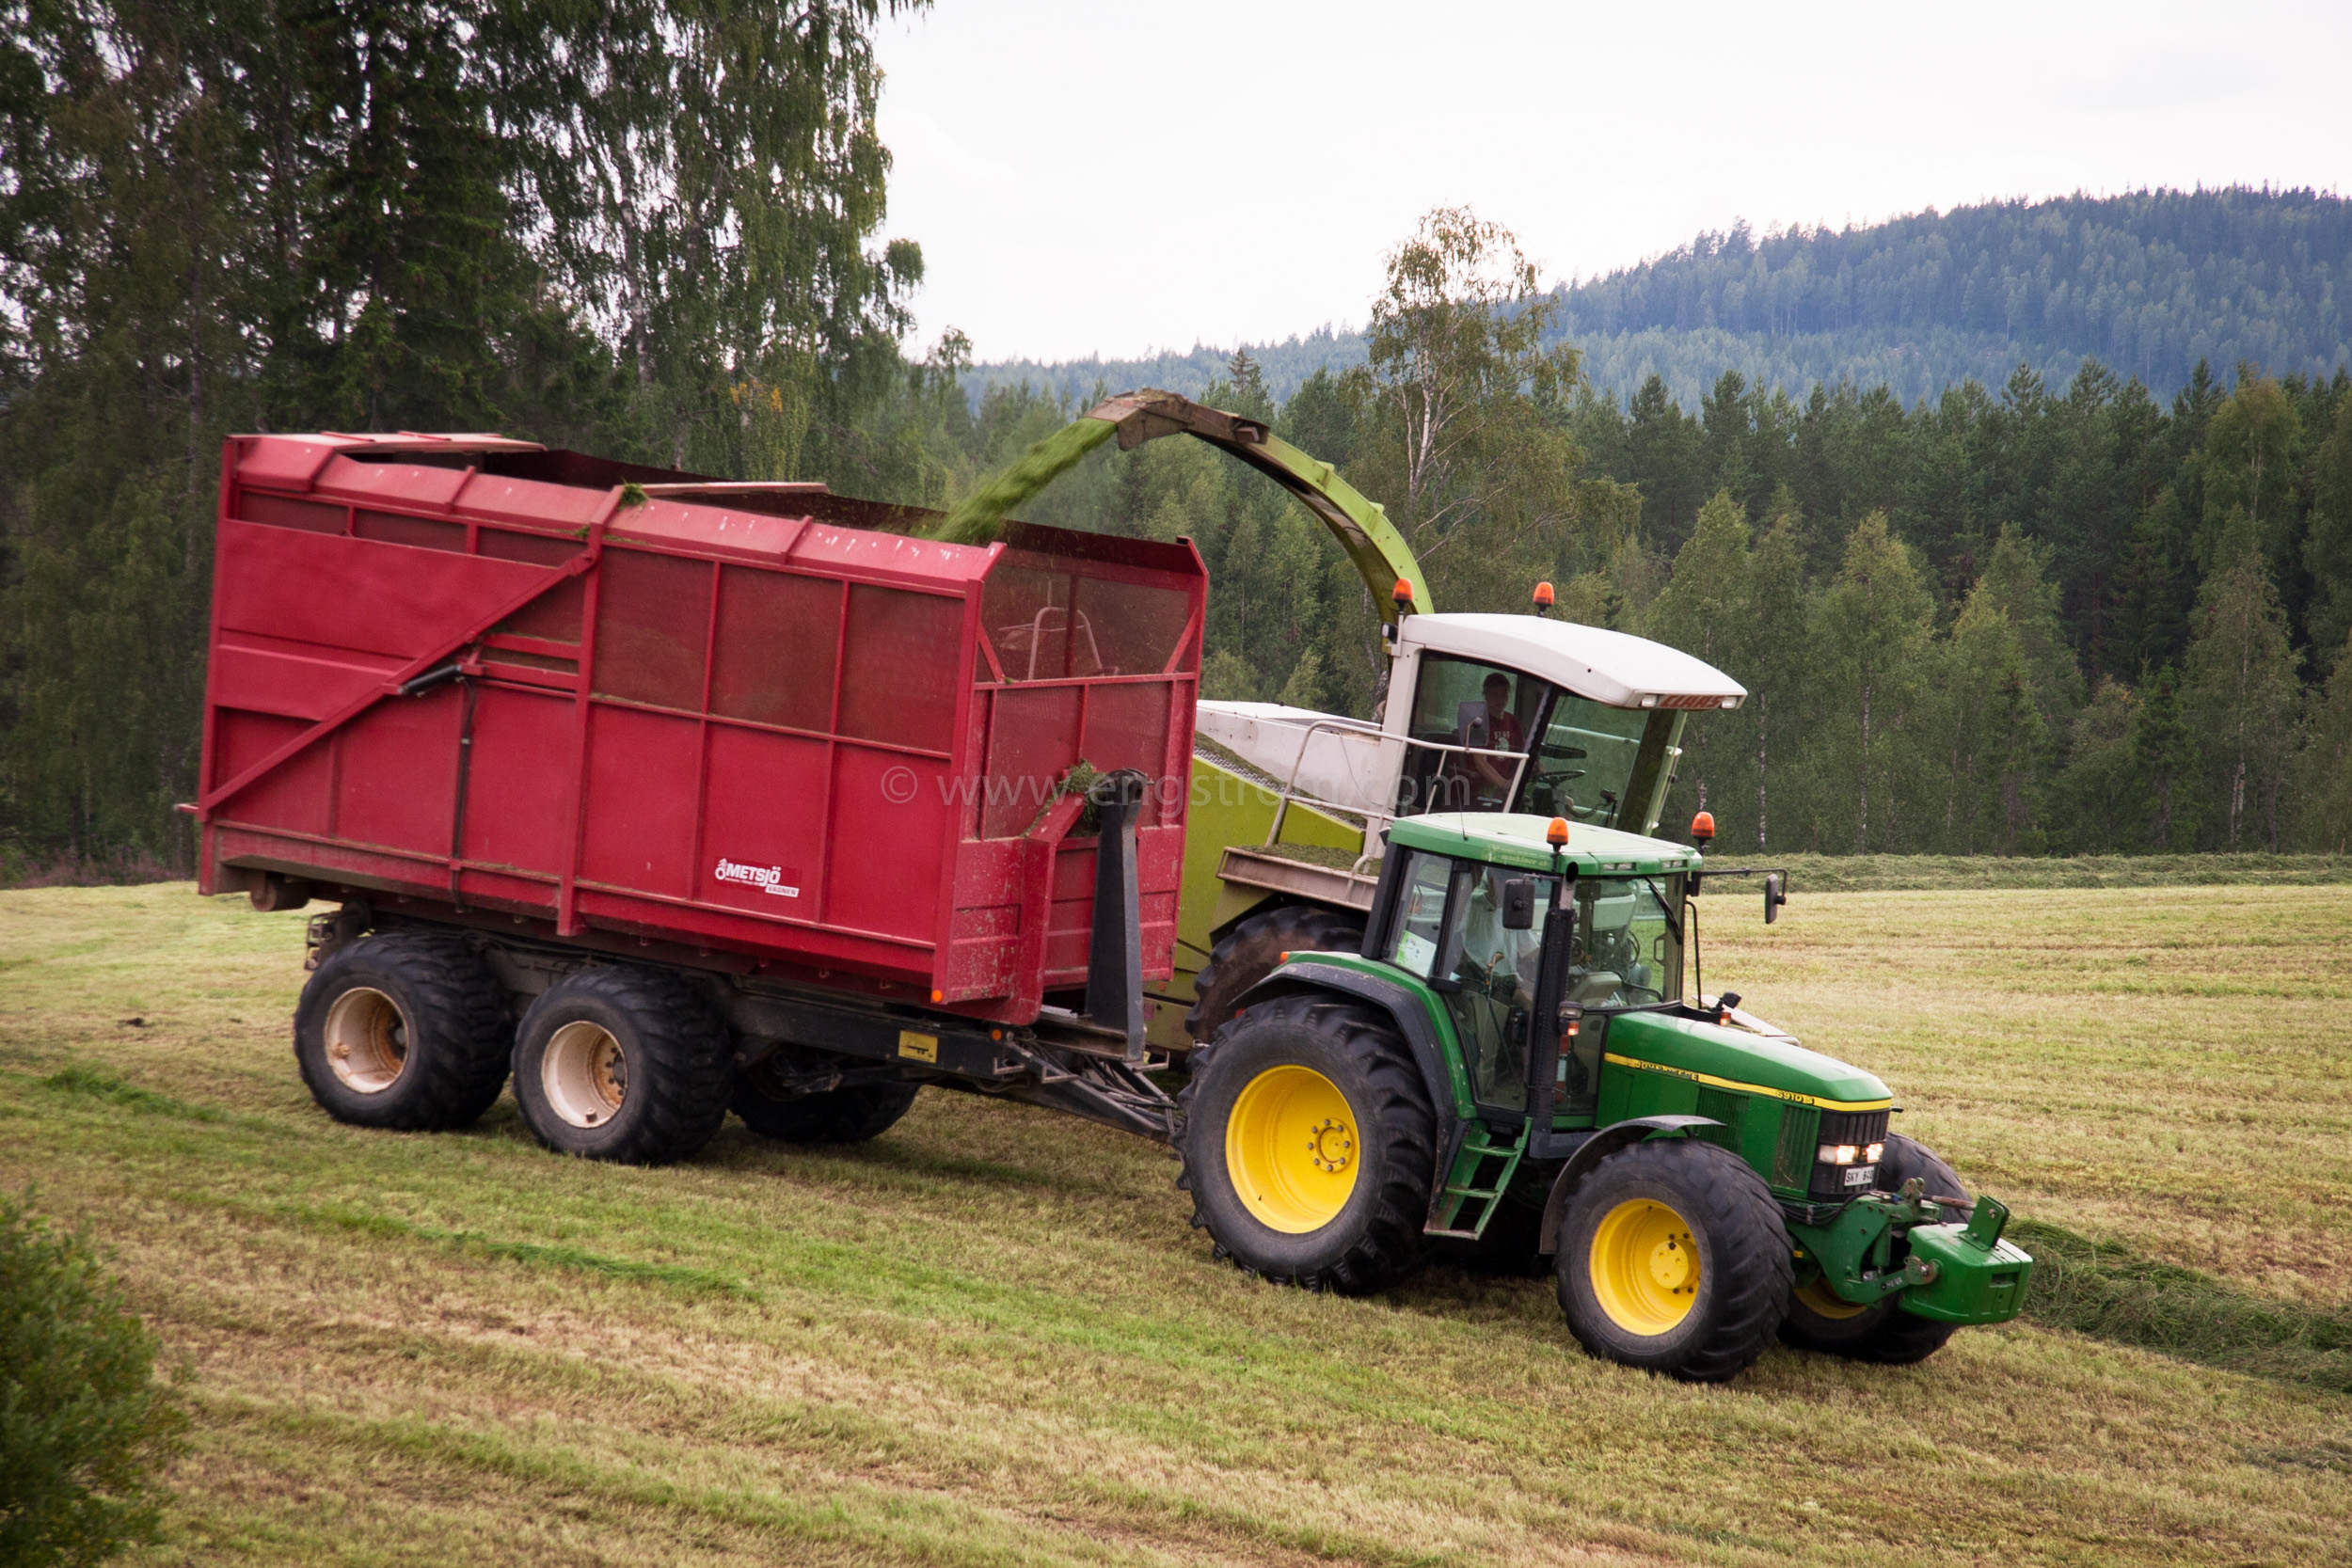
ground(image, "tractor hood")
xmin=1601 ymin=1010 xmax=1892 ymax=1112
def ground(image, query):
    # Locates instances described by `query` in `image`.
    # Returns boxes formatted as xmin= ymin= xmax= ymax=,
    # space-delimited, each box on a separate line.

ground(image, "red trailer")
xmin=196 ymin=433 xmax=1204 ymax=1160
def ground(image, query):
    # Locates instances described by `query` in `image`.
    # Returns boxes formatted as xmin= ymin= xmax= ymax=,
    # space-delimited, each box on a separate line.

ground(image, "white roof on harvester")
xmin=1401 ymin=613 xmax=1746 ymax=709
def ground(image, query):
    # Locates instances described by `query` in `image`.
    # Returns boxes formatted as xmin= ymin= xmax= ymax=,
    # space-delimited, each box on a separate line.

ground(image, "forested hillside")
xmin=973 ymin=189 xmax=2352 ymax=408
xmin=1 ymin=12 xmax=2346 ymax=876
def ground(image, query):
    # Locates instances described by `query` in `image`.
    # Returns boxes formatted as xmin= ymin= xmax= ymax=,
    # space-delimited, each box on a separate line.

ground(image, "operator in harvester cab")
xmin=1464 ymin=671 xmax=1528 ymax=804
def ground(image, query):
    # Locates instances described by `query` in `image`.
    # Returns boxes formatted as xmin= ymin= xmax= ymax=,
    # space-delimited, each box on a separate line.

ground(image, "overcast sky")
xmin=872 ymin=0 xmax=2351 ymax=365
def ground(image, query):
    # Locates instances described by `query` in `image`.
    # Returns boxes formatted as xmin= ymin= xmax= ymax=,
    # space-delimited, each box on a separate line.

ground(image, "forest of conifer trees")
xmin=3 ymin=5 xmax=2347 ymax=875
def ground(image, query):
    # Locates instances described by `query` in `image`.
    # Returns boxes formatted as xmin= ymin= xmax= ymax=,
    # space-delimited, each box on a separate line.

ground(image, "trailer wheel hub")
xmin=323 ymin=987 xmax=408 ymax=1094
xmin=1589 ymin=1199 xmax=1699 ymax=1336
xmin=1225 ymin=1065 xmax=1359 ymax=1234
xmin=543 ymin=1021 xmax=628 ymax=1129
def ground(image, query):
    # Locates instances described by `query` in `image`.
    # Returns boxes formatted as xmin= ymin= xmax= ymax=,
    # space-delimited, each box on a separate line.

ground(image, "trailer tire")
xmin=1780 ymin=1133 xmax=1968 ymax=1364
xmin=1555 ymin=1138 xmax=1792 ymax=1383
xmin=1177 ymin=993 xmax=1432 ymax=1294
xmin=731 ymin=1064 xmax=921 ymax=1144
xmin=511 ymin=968 xmax=728 ymax=1164
xmin=1184 ymin=905 xmax=1364 ymax=1046
xmin=294 ymin=930 xmax=512 ymax=1132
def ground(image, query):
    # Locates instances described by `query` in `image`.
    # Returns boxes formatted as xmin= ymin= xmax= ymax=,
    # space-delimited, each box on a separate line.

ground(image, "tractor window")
xmin=1565 ymin=875 xmax=1685 ymax=1007
xmin=1401 ymin=655 xmax=1556 ymax=816
xmin=1511 ymin=695 xmax=1652 ymax=830
xmin=1386 ymin=850 xmax=1469 ymax=979
xmin=1440 ymin=866 xmax=1564 ymax=1113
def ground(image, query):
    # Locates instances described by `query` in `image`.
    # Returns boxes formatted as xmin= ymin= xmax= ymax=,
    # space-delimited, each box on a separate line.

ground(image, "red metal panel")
xmin=1043 ymin=845 xmax=1098 ymax=982
xmin=210 ymin=633 xmax=401 ymax=722
xmin=233 ymin=436 xmax=347 ymax=491
xmin=333 ymin=687 xmax=461 ymax=856
xmin=210 ymin=709 xmax=332 ymax=836
xmin=696 ymin=723 xmax=829 ymax=920
xmin=825 ymin=744 xmax=951 ymax=947
xmin=786 ymin=523 xmax=997 ymax=591
xmin=453 ymin=472 xmax=613 ymax=532
xmin=579 ymin=705 xmax=700 ymax=898
xmin=215 ymin=519 xmax=553 ymax=661
xmin=311 ymin=456 xmax=474 ymax=511
xmin=612 ymin=501 xmax=806 ymax=561
xmin=460 ymin=686 xmax=577 ymax=875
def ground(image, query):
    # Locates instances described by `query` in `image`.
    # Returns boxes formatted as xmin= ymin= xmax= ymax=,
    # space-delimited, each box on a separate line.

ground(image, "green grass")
xmin=3 ymin=882 xmax=2348 ymax=1566
xmin=2010 ymin=1220 xmax=2352 ymax=1392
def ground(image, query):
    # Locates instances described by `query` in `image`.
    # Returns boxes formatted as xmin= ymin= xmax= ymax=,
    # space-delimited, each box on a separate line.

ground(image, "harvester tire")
xmin=294 ymin=929 xmax=511 ymax=1132
xmin=512 ymin=967 xmax=729 ymax=1165
xmin=1184 ymin=905 xmax=1364 ymax=1046
xmin=1178 ymin=993 xmax=1432 ymax=1293
xmin=1555 ymin=1138 xmax=1792 ymax=1382
xmin=1780 ymin=1133 xmax=1969 ymax=1364
xmin=731 ymin=1062 xmax=921 ymax=1144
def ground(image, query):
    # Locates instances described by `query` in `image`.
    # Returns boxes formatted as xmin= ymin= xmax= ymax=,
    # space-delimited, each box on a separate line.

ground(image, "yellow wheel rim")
xmin=1588 ymin=1198 xmax=1701 ymax=1336
xmin=1795 ymin=1277 xmax=1869 ymax=1321
xmin=1225 ymin=1065 xmax=1359 ymax=1233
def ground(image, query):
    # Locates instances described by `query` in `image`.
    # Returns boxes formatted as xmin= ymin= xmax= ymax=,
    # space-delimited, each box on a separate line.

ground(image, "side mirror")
xmin=1501 ymin=877 xmax=1535 ymax=930
xmin=1764 ymin=872 xmax=1786 ymax=925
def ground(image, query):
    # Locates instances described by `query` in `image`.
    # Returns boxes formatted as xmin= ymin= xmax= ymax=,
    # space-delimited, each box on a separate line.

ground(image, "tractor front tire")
xmin=1178 ymin=993 xmax=1433 ymax=1293
xmin=731 ymin=1056 xmax=921 ymax=1144
xmin=512 ymin=968 xmax=729 ymax=1164
xmin=1780 ymin=1133 xmax=1969 ymax=1365
xmin=1184 ymin=905 xmax=1364 ymax=1046
xmin=294 ymin=929 xmax=511 ymax=1132
xmin=1556 ymin=1138 xmax=1792 ymax=1382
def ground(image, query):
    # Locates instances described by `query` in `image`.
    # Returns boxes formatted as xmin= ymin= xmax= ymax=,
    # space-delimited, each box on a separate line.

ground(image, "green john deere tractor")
xmin=1177 ymin=811 xmax=2033 ymax=1382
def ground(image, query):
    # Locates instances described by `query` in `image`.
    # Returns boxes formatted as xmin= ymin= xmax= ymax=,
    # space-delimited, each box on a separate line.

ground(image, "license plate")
xmin=1842 ymin=1165 xmax=1877 ymax=1187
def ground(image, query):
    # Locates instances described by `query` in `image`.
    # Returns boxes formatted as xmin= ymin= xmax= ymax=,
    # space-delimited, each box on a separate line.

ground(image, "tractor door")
xmin=1382 ymin=848 xmax=1561 ymax=1118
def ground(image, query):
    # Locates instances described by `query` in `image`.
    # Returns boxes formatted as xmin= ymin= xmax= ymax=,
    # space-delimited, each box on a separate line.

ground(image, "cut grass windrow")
xmin=2014 ymin=1218 xmax=2352 ymax=1392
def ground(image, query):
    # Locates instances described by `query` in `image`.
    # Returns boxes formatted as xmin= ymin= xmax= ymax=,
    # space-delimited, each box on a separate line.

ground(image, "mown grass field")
xmin=3 ymin=880 xmax=2348 ymax=1567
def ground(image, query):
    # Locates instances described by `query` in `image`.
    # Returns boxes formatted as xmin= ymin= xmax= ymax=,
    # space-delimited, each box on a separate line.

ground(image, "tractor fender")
xmin=1535 ymin=1115 xmax=1725 ymax=1255
xmin=1232 ymin=962 xmax=1461 ymax=1159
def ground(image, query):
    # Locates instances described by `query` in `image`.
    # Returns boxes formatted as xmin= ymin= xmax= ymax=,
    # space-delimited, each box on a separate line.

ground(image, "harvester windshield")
xmin=1401 ymin=656 xmax=1662 ymax=828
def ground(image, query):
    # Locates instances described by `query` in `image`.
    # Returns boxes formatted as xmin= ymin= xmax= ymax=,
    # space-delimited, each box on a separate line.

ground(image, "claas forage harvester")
xmin=193 ymin=428 xmax=2028 ymax=1382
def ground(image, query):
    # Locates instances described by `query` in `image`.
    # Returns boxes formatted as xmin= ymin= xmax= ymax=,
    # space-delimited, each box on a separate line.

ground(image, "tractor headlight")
xmin=1819 ymin=1143 xmax=1861 ymax=1165
xmin=1865 ymin=1141 xmax=1885 ymax=1164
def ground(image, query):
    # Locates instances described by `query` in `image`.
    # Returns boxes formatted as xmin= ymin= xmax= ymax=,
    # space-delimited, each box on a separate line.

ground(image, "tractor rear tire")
xmin=1555 ymin=1138 xmax=1792 ymax=1382
xmin=512 ymin=967 xmax=729 ymax=1164
xmin=1177 ymin=993 xmax=1433 ymax=1294
xmin=731 ymin=1058 xmax=921 ymax=1144
xmin=1780 ymin=1133 xmax=1969 ymax=1364
xmin=1184 ymin=905 xmax=1364 ymax=1046
xmin=294 ymin=929 xmax=511 ymax=1132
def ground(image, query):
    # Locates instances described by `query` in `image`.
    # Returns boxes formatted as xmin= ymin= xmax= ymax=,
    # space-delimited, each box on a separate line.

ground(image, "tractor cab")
xmin=1375 ymin=813 xmax=1700 ymax=1127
